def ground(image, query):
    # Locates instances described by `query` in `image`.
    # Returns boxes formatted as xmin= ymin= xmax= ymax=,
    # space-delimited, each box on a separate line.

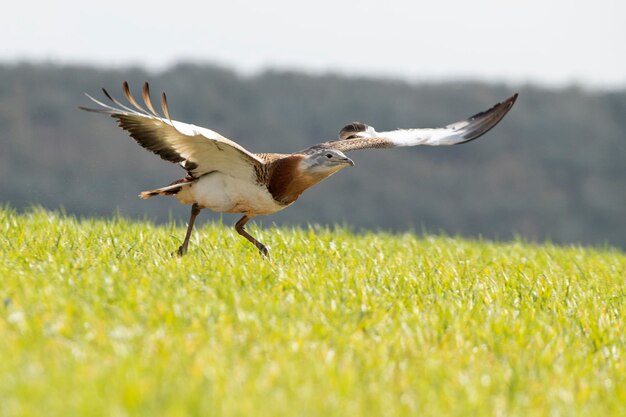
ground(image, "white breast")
xmin=175 ymin=172 xmax=286 ymax=216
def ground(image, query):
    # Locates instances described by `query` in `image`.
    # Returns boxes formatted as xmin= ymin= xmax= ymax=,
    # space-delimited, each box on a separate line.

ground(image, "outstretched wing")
xmin=80 ymin=82 xmax=263 ymax=180
xmin=309 ymin=93 xmax=518 ymax=153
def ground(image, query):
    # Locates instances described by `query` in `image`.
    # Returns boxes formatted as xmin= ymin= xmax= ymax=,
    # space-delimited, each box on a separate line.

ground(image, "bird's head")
xmin=300 ymin=148 xmax=355 ymax=176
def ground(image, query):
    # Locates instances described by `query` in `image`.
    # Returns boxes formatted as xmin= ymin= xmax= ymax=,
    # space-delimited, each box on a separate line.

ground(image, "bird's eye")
xmin=325 ymin=153 xmax=333 ymax=159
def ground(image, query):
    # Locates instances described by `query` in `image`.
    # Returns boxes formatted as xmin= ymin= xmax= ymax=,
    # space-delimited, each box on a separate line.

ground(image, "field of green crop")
xmin=1 ymin=206 xmax=624 ymax=416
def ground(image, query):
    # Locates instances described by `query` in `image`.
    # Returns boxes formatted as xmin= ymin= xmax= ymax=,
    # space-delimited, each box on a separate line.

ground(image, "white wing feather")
xmin=322 ymin=93 xmax=518 ymax=153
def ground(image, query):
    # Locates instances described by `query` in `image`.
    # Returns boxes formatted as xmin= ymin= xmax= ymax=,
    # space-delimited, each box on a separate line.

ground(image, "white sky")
xmin=3 ymin=0 xmax=625 ymax=87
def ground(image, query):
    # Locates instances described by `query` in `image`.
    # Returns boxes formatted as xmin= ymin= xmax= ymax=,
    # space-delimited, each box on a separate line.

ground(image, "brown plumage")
xmin=81 ymin=82 xmax=518 ymax=257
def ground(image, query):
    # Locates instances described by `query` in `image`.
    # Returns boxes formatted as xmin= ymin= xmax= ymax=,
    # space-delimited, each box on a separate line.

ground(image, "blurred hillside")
xmin=1 ymin=62 xmax=624 ymax=248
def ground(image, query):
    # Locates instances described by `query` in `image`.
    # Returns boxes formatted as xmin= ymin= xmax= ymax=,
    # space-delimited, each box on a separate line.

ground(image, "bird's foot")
xmin=258 ymin=244 xmax=270 ymax=258
xmin=176 ymin=245 xmax=187 ymax=257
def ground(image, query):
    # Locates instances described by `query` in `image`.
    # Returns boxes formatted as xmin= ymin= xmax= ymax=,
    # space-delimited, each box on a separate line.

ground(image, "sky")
xmin=3 ymin=0 xmax=625 ymax=88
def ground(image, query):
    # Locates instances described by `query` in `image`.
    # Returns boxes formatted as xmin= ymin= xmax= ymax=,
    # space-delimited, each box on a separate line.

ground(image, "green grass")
xmin=1 ymin=206 xmax=624 ymax=417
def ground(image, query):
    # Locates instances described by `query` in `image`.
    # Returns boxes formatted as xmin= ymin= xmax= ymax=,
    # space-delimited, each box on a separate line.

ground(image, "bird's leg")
xmin=177 ymin=203 xmax=201 ymax=256
xmin=235 ymin=215 xmax=269 ymax=257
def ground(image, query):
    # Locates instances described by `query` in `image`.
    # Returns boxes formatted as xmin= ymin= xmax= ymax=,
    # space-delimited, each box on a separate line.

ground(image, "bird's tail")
xmin=139 ymin=178 xmax=192 ymax=199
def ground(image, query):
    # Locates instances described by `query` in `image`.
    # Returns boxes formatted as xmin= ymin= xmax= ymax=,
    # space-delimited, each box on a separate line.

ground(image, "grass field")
xmin=1 ymin=207 xmax=624 ymax=416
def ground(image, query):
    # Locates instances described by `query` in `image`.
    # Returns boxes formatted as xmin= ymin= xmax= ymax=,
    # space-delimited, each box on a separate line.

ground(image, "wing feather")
xmin=309 ymin=93 xmax=518 ymax=153
xmin=101 ymin=87 xmax=137 ymax=114
xmin=81 ymin=82 xmax=263 ymax=180
xmin=141 ymin=83 xmax=159 ymax=116
xmin=160 ymin=92 xmax=173 ymax=121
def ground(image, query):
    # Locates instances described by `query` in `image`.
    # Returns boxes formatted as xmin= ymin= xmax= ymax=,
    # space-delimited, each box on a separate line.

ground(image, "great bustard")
xmin=81 ymin=82 xmax=517 ymax=257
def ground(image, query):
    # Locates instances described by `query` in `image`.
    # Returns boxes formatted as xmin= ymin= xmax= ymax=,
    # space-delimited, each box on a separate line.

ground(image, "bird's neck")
xmin=267 ymin=155 xmax=332 ymax=205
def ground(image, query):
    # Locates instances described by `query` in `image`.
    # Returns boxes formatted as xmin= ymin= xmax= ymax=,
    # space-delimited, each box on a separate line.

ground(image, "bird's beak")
xmin=342 ymin=157 xmax=355 ymax=166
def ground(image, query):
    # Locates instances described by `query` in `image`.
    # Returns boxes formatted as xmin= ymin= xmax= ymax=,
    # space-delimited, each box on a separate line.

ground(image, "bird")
xmin=81 ymin=82 xmax=518 ymax=257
